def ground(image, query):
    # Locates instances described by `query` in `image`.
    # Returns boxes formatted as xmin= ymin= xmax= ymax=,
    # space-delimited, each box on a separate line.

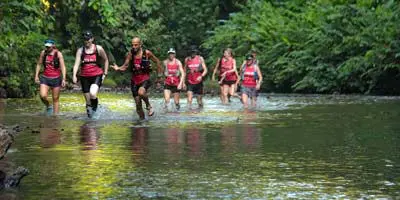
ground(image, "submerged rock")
xmin=0 ymin=124 xmax=28 ymax=191
xmin=0 ymin=126 xmax=14 ymax=160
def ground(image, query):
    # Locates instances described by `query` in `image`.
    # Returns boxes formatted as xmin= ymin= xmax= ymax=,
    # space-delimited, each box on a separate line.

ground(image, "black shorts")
xmin=40 ymin=75 xmax=61 ymax=88
xmin=164 ymin=84 xmax=179 ymax=93
xmin=131 ymin=80 xmax=152 ymax=97
xmin=187 ymin=83 xmax=203 ymax=95
xmin=220 ymin=80 xmax=236 ymax=86
xmin=80 ymin=75 xmax=103 ymax=93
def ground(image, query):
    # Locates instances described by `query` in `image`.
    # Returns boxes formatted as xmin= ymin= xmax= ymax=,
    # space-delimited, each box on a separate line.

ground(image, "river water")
xmin=1 ymin=93 xmax=399 ymax=199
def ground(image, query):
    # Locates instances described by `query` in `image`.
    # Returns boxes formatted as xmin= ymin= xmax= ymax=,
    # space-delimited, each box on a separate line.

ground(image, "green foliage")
xmin=2 ymin=0 xmax=400 ymax=97
xmin=0 ymin=1 xmax=49 ymax=97
xmin=102 ymin=78 xmax=118 ymax=88
xmin=204 ymin=0 xmax=400 ymax=94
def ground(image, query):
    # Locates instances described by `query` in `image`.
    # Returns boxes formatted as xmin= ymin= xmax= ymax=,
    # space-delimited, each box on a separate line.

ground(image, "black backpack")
xmin=42 ymin=50 xmax=60 ymax=69
xmin=81 ymin=45 xmax=102 ymax=68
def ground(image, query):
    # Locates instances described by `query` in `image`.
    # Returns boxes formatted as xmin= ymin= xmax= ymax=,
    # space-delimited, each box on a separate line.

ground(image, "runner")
xmin=34 ymin=39 xmax=66 ymax=115
xmin=184 ymin=45 xmax=207 ymax=109
xmin=72 ymin=31 xmax=109 ymax=118
xmin=212 ymin=48 xmax=240 ymax=104
xmin=240 ymin=54 xmax=263 ymax=109
xmin=240 ymin=49 xmax=259 ymax=71
xmin=163 ymin=48 xmax=185 ymax=111
xmin=111 ymin=37 xmax=162 ymax=120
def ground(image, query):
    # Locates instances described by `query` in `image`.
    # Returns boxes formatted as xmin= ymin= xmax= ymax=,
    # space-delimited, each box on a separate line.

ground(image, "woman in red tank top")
xmin=212 ymin=48 xmax=240 ymax=104
xmin=34 ymin=39 xmax=66 ymax=115
xmin=163 ymin=48 xmax=185 ymax=111
xmin=240 ymin=54 xmax=263 ymax=109
xmin=184 ymin=45 xmax=208 ymax=109
xmin=72 ymin=31 xmax=109 ymax=118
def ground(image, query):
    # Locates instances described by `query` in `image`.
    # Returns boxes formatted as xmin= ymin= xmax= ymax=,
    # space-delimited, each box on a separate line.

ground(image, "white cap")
xmin=167 ymin=48 xmax=176 ymax=54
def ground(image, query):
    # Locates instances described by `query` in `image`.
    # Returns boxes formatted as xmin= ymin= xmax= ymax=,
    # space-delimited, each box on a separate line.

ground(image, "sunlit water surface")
xmin=1 ymin=93 xmax=399 ymax=199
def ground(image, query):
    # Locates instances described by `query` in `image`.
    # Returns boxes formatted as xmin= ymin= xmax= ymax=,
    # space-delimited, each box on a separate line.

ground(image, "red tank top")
xmin=131 ymin=53 xmax=150 ymax=85
xmin=165 ymin=59 xmax=180 ymax=86
xmin=220 ymin=57 xmax=237 ymax=81
xmin=186 ymin=55 xmax=203 ymax=85
xmin=43 ymin=51 xmax=61 ymax=78
xmin=242 ymin=64 xmax=257 ymax=88
xmin=80 ymin=45 xmax=103 ymax=77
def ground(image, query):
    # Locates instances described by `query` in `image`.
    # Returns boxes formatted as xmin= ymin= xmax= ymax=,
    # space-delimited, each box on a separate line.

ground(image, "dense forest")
xmin=0 ymin=0 xmax=399 ymax=97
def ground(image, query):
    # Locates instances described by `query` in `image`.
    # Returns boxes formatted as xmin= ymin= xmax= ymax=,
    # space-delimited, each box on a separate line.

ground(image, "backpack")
xmin=42 ymin=49 xmax=60 ymax=69
xmin=81 ymin=45 xmax=102 ymax=68
xmin=130 ymin=49 xmax=152 ymax=74
xmin=241 ymin=63 xmax=259 ymax=80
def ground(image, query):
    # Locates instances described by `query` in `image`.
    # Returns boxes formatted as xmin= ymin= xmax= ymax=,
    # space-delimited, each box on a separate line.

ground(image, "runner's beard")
xmin=131 ymin=47 xmax=141 ymax=55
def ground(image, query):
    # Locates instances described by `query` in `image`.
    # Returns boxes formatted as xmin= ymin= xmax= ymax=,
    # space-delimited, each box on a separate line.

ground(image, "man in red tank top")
xmin=72 ymin=31 xmax=109 ymax=118
xmin=34 ymin=39 xmax=67 ymax=115
xmin=163 ymin=48 xmax=185 ymax=111
xmin=212 ymin=48 xmax=240 ymax=104
xmin=112 ymin=37 xmax=162 ymax=120
xmin=184 ymin=45 xmax=208 ymax=109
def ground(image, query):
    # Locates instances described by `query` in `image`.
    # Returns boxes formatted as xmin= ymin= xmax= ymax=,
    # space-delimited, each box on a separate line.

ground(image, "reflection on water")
xmin=40 ymin=117 xmax=62 ymax=148
xmin=79 ymin=122 xmax=99 ymax=150
xmin=240 ymin=111 xmax=261 ymax=152
xmin=165 ymin=128 xmax=184 ymax=157
xmin=186 ymin=128 xmax=203 ymax=157
xmin=131 ymin=127 xmax=148 ymax=163
xmin=0 ymin=94 xmax=399 ymax=199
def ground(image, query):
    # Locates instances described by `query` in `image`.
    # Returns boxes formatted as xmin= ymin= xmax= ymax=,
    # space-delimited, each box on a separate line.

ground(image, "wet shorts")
xmin=220 ymin=80 xmax=236 ymax=86
xmin=187 ymin=83 xmax=203 ymax=95
xmin=241 ymin=86 xmax=258 ymax=98
xmin=80 ymin=75 xmax=103 ymax=93
xmin=164 ymin=84 xmax=179 ymax=93
xmin=40 ymin=75 xmax=62 ymax=88
xmin=131 ymin=79 xmax=152 ymax=97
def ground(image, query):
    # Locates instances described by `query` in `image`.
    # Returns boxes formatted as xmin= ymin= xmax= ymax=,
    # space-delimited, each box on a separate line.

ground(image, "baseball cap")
xmin=245 ymin=54 xmax=254 ymax=60
xmin=189 ymin=45 xmax=198 ymax=52
xmin=167 ymin=48 xmax=176 ymax=54
xmin=44 ymin=39 xmax=55 ymax=47
xmin=82 ymin=30 xmax=93 ymax=40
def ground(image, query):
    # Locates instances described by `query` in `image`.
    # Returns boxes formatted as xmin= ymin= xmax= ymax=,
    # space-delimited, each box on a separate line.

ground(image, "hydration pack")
xmin=80 ymin=45 xmax=102 ymax=68
xmin=130 ymin=49 xmax=152 ymax=75
xmin=42 ymin=49 xmax=60 ymax=69
xmin=241 ymin=63 xmax=259 ymax=80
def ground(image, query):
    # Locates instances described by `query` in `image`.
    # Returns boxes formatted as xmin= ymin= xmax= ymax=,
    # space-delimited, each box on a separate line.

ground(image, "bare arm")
xmin=163 ymin=60 xmax=168 ymax=76
xmin=238 ymin=60 xmax=246 ymax=80
xmin=147 ymin=50 xmax=162 ymax=76
xmin=212 ymin=58 xmax=220 ymax=81
xmin=115 ymin=52 xmax=132 ymax=71
xmin=177 ymin=59 xmax=185 ymax=88
xmin=183 ymin=58 xmax=188 ymax=71
xmin=233 ymin=59 xmax=240 ymax=82
xmin=182 ymin=58 xmax=188 ymax=88
xmin=200 ymin=56 xmax=207 ymax=78
xmin=58 ymin=51 xmax=67 ymax=83
xmin=256 ymin=64 xmax=263 ymax=90
xmin=97 ymin=45 xmax=109 ymax=75
xmin=239 ymin=61 xmax=245 ymax=72
xmin=35 ymin=51 xmax=45 ymax=83
xmin=72 ymin=48 xmax=82 ymax=79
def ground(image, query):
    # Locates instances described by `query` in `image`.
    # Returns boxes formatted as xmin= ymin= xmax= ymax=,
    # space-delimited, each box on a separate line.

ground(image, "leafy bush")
xmin=204 ymin=0 xmax=400 ymax=94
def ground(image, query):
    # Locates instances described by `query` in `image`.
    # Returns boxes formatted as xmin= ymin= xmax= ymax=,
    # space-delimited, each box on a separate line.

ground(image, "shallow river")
xmin=1 ymin=93 xmax=399 ymax=199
